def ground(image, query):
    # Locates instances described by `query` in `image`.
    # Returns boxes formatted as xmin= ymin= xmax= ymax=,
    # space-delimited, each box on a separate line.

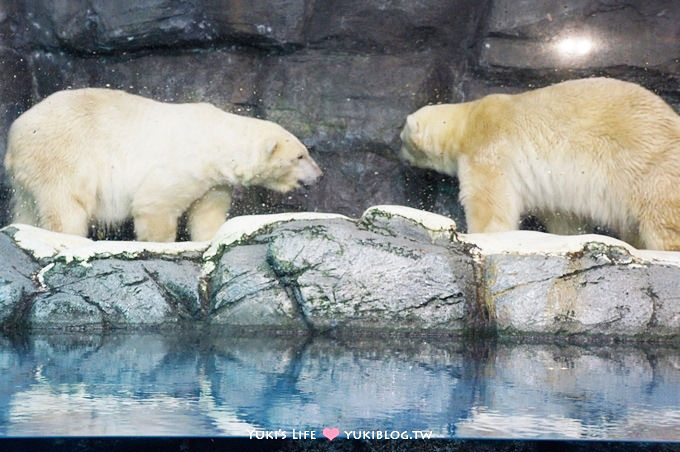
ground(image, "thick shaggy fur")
xmin=5 ymin=88 xmax=322 ymax=242
xmin=400 ymin=78 xmax=680 ymax=251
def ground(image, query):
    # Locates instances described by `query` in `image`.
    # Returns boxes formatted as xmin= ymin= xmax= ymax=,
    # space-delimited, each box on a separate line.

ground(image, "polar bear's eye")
xmin=297 ymin=155 xmax=304 ymax=160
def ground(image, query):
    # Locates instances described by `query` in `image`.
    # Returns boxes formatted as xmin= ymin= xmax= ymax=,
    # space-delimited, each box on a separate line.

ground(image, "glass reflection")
xmin=0 ymin=333 xmax=679 ymax=440
xmin=555 ymin=36 xmax=595 ymax=58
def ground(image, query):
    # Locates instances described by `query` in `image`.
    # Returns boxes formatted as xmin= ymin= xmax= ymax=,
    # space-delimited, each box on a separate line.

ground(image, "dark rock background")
xmin=1 ymin=0 xmax=679 ymax=234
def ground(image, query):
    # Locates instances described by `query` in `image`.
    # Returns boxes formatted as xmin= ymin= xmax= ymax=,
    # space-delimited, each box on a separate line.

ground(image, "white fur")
xmin=5 ymin=88 xmax=322 ymax=242
xmin=401 ymin=78 xmax=680 ymax=250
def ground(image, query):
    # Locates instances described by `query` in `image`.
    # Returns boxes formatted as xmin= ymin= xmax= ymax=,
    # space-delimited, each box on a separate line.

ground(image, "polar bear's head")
xmin=399 ymin=103 xmax=471 ymax=177
xmin=253 ymin=129 xmax=323 ymax=193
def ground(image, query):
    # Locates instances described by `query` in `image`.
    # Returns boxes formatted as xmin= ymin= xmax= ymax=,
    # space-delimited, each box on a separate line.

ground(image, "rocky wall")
xmin=2 ymin=206 xmax=679 ymax=339
xmin=1 ymin=1 xmax=678 ymax=234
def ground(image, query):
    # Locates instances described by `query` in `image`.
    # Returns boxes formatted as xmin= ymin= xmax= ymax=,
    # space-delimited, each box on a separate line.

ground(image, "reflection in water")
xmin=0 ymin=333 xmax=679 ymax=440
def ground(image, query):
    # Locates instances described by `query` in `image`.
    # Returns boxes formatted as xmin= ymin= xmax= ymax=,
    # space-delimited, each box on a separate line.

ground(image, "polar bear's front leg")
xmin=32 ymin=187 xmax=90 ymax=237
xmin=131 ymin=172 xmax=197 ymax=242
xmin=187 ymin=185 xmax=233 ymax=241
xmin=10 ymin=182 xmax=41 ymax=227
xmin=458 ymin=159 xmax=521 ymax=233
xmin=133 ymin=212 xmax=179 ymax=242
xmin=40 ymin=202 xmax=89 ymax=237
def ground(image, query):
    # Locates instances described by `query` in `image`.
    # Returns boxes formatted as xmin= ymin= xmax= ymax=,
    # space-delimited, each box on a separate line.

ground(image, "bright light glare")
xmin=555 ymin=36 xmax=594 ymax=57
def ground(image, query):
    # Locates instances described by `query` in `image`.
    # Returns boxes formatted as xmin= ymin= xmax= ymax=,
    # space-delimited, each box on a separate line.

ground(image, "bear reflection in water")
xmin=4 ymin=88 xmax=322 ymax=242
xmin=400 ymin=77 xmax=680 ymax=251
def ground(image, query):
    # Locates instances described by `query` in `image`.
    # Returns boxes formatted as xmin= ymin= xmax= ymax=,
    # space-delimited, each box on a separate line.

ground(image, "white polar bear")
xmin=400 ymin=77 xmax=680 ymax=251
xmin=4 ymin=88 xmax=322 ymax=242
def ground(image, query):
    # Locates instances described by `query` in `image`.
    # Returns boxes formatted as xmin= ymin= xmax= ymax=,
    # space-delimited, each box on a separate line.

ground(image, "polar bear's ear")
xmin=406 ymin=114 xmax=420 ymax=134
xmin=263 ymin=139 xmax=278 ymax=157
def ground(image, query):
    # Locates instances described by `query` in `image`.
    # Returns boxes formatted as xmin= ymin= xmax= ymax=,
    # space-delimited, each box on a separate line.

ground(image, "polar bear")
xmin=400 ymin=77 xmax=680 ymax=251
xmin=4 ymin=88 xmax=322 ymax=242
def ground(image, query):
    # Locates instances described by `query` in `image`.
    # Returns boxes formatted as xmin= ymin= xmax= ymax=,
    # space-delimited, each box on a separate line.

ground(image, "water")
xmin=1 ymin=332 xmax=679 ymax=440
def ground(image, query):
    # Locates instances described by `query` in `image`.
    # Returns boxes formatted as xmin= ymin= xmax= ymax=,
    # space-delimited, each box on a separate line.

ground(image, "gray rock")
xmin=259 ymin=219 xmax=476 ymax=332
xmin=4 ymin=209 xmax=680 ymax=339
xmin=483 ymin=0 xmax=680 ymax=70
xmin=203 ymin=0 xmax=309 ymax=48
xmin=28 ymin=49 xmax=263 ymax=108
xmin=208 ymin=243 xmax=305 ymax=328
xmin=260 ymin=50 xmax=444 ymax=150
xmin=304 ymin=0 xmax=489 ymax=54
xmin=479 ymin=238 xmax=680 ymax=338
xmin=646 ymin=265 xmax=680 ymax=333
xmin=18 ymin=0 xmax=308 ymax=53
xmin=0 ymin=47 xmax=32 ymax=226
xmin=31 ymin=257 xmax=203 ymax=330
xmin=359 ymin=204 xmax=456 ymax=246
xmin=0 ymin=1 xmax=26 ymax=50
xmin=201 ymin=210 xmax=476 ymax=333
xmin=16 ymin=0 xmax=486 ymax=54
xmin=30 ymin=292 xmax=105 ymax=329
xmin=0 ymin=231 xmax=40 ymax=329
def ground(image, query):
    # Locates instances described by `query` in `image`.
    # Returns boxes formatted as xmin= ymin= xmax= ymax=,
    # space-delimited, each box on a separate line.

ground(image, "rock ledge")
xmin=1 ymin=206 xmax=679 ymax=339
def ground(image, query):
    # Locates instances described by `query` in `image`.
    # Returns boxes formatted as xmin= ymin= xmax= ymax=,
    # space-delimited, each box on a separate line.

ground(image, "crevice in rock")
xmin=490 ymin=277 xmax=553 ymax=299
xmin=1 ymin=288 xmax=37 ymax=333
xmin=286 ymin=284 xmax=316 ymax=333
xmin=22 ymin=35 xmax=305 ymax=61
xmin=210 ymin=280 xmax=279 ymax=315
xmin=485 ymin=32 xmax=539 ymax=41
xmin=556 ymin=263 xmax=619 ymax=281
xmin=644 ymin=286 xmax=660 ymax=329
xmin=491 ymin=262 xmax=619 ymax=299
xmin=142 ymin=267 xmax=196 ymax=321
xmin=199 ymin=262 xmax=219 ymax=316
xmin=266 ymin=254 xmax=316 ymax=333
xmin=587 ymin=2 xmax=647 ymax=20
xmin=403 ymin=292 xmax=464 ymax=313
xmin=357 ymin=221 xmax=397 ymax=238
xmin=356 ymin=238 xmax=420 ymax=260
xmin=472 ymin=255 xmax=492 ymax=333
xmin=251 ymin=274 xmax=316 ymax=333
xmin=79 ymin=293 xmax=112 ymax=330
xmin=36 ymin=268 xmax=118 ymax=292
xmin=122 ymin=276 xmax=149 ymax=287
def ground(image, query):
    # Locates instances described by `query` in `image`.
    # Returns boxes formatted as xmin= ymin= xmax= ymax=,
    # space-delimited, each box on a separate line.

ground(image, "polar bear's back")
xmin=7 ymin=88 xmax=184 ymax=165
xmin=513 ymin=78 xmax=680 ymax=156
xmin=467 ymin=78 xmax=680 ymax=181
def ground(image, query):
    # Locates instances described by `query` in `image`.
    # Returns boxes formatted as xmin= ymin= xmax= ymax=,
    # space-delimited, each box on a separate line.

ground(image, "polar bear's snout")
xmin=300 ymin=157 xmax=323 ymax=186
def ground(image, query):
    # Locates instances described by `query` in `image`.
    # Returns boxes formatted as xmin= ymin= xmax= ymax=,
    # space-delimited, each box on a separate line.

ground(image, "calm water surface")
xmin=1 ymin=332 xmax=679 ymax=440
